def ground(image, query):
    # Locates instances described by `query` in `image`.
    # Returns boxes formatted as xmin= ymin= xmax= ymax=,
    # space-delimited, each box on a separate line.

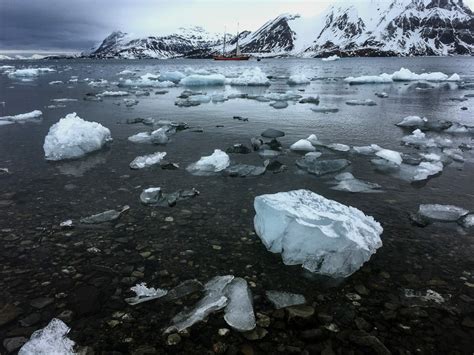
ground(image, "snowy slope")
xmin=87 ymin=0 xmax=474 ymax=58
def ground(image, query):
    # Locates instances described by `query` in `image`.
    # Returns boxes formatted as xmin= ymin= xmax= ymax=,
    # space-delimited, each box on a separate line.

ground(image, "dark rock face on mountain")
xmin=86 ymin=0 xmax=474 ymax=59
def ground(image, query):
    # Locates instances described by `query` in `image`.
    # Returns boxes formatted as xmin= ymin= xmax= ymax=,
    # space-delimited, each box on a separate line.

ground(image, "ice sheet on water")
xmin=375 ymin=149 xmax=402 ymax=165
xmin=130 ymin=152 xmax=167 ymax=169
xmin=159 ymin=71 xmax=186 ymax=83
xmin=225 ymin=67 xmax=270 ymax=86
xmin=125 ymin=283 xmax=168 ymax=305
xmin=290 ymin=139 xmax=316 ymax=152
xmin=180 ymin=73 xmax=226 ymax=86
xmin=346 ymin=99 xmax=377 ymax=106
xmin=223 ymin=278 xmax=256 ymax=332
xmin=223 ymin=164 xmax=266 ymax=177
xmin=264 ymin=91 xmax=302 ymax=101
xmin=352 ymin=144 xmax=381 ymax=155
xmin=418 ymin=204 xmax=469 ymax=223
xmin=396 ymin=116 xmax=428 ymax=128
xmin=265 ymin=291 xmax=306 ymax=309
xmin=43 ymin=113 xmax=112 ymax=161
xmin=121 ymin=73 xmax=175 ymax=88
xmin=166 ymin=275 xmax=234 ymax=333
xmin=7 ymin=67 xmax=56 ymax=80
xmin=287 ymin=74 xmax=310 ymax=85
xmin=331 ymin=173 xmax=382 ymax=193
xmin=345 ymin=68 xmax=461 ymax=84
xmin=18 ymin=318 xmax=75 ymax=355
xmin=296 ymin=156 xmax=351 ymax=176
xmin=80 ymin=206 xmax=129 ymax=224
xmin=254 ymin=190 xmax=383 ymax=277
xmin=187 ymin=149 xmax=230 ymax=175
xmin=402 ymin=129 xmax=437 ymax=148
xmin=0 ymin=110 xmax=42 ymax=123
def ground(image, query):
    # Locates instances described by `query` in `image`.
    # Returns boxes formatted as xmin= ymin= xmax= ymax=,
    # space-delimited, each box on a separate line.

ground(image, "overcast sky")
xmin=1 ymin=0 xmax=473 ymax=53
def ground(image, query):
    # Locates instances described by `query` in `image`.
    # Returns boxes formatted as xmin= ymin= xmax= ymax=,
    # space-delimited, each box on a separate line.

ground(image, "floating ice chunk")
xmin=375 ymin=149 xmax=402 ymax=165
xmin=49 ymin=80 xmax=63 ymax=85
xmin=224 ymin=278 xmax=256 ymax=332
xmin=7 ymin=67 xmax=55 ymax=79
xmin=121 ymin=73 xmax=175 ymax=88
xmin=396 ymin=116 xmax=428 ymax=128
xmin=344 ymin=73 xmax=393 ymax=84
xmin=270 ymin=101 xmax=288 ymax=109
xmin=43 ymin=113 xmax=112 ymax=161
xmin=444 ymin=122 xmax=470 ymax=134
xmin=265 ymin=291 xmax=306 ymax=309
xmin=311 ymin=106 xmax=339 ymax=113
xmin=125 ymin=283 xmax=168 ymax=305
xmin=117 ymin=69 xmax=134 ymax=75
xmin=130 ymin=152 xmax=167 ymax=169
xmin=18 ymin=318 xmax=74 ymax=355
xmin=187 ymin=149 xmax=230 ymax=174
xmin=460 ymin=214 xmax=474 ymax=228
xmin=299 ymin=96 xmax=320 ymax=104
xmin=265 ymin=91 xmax=301 ymax=101
xmin=391 ymin=68 xmax=460 ymax=82
xmin=331 ymin=173 xmax=382 ymax=193
xmin=321 ymin=55 xmax=340 ymax=62
xmin=184 ymin=67 xmax=211 ymax=76
xmin=306 ymin=134 xmax=321 ymax=146
xmin=375 ymin=92 xmax=388 ymax=98
xmin=128 ymin=127 xmax=170 ymax=145
xmin=80 ymin=206 xmax=129 ymax=224
xmin=420 ymin=153 xmax=442 ymax=162
xmin=180 ymin=73 xmax=226 ymax=86
xmin=124 ymin=98 xmax=139 ymax=107
xmin=346 ymin=99 xmax=377 ymax=106
xmin=223 ymin=164 xmax=266 ymax=177
xmin=226 ymin=67 xmax=270 ymax=86
xmin=296 ymin=156 xmax=351 ymax=176
xmin=352 ymin=144 xmax=381 ymax=155
xmin=412 ymin=162 xmax=443 ymax=181
xmin=417 ymin=204 xmax=469 ymax=223
xmin=51 ymin=98 xmax=78 ymax=102
xmin=166 ymin=275 xmax=234 ymax=333
xmin=0 ymin=110 xmax=42 ymax=123
xmin=99 ymin=90 xmax=129 ymax=97
xmin=291 ymin=139 xmax=316 ymax=152
xmin=327 ymin=143 xmax=350 ymax=152
xmin=159 ymin=71 xmax=185 ymax=83
xmin=402 ymin=129 xmax=437 ymax=148
xmin=140 ymin=187 xmax=199 ymax=207
xmin=254 ymin=190 xmax=383 ymax=277
xmin=87 ymin=79 xmax=108 ymax=87
xmin=287 ymin=74 xmax=310 ymax=85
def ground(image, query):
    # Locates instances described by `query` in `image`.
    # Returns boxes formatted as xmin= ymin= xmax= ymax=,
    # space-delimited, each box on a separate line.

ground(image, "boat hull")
xmin=213 ymin=55 xmax=250 ymax=61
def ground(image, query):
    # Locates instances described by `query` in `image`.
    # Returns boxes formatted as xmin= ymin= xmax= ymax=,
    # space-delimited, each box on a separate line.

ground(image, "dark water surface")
xmin=0 ymin=58 xmax=473 ymax=354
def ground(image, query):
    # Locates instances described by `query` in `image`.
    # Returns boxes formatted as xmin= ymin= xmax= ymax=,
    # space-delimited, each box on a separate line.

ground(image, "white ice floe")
xmin=43 ymin=112 xmax=112 ymax=161
xmin=225 ymin=67 xmax=270 ymax=86
xmin=98 ymin=90 xmax=129 ymax=97
xmin=290 ymin=139 xmax=316 ymax=152
xmin=396 ymin=115 xmax=428 ymax=127
xmin=375 ymin=149 xmax=402 ymax=165
xmin=121 ymin=73 xmax=175 ymax=88
xmin=402 ymin=129 xmax=437 ymax=148
xmin=254 ymin=190 xmax=383 ymax=277
xmin=128 ymin=127 xmax=169 ymax=144
xmin=264 ymin=91 xmax=301 ymax=101
xmin=117 ymin=69 xmax=134 ymax=75
xmin=322 ymin=55 xmax=340 ymax=62
xmin=159 ymin=71 xmax=186 ymax=83
xmin=412 ymin=162 xmax=444 ymax=181
xmin=223 ymin=278 xmax=256 ymax=332
xmin=352 ymin=144 xmax=381 ymax=155
xmin=125 ymin=282 xmax=168 ymax=305
xmin=49 ymin=80 xmax=63 ymax=85
xmin=0 ymin=110 xmax=42 ymax=123
xmin=287 ymin=74 xmax=310 ymax=85
xmin=180 ymin=73 xmax=226 ymax=86
xmin=331 ymin=173 xmax=382 ymax=193
xmin=327 ymin=143 xmax=351 ymax=152
xmin=187 ymin=149 xmax=230 ymax=174
xmin=51 ymin=98 xmax=78 ymax=102
xmin=7 ymin=67 xmax=56 ymax=79
xmin=87 ymin=79 xmax=108 ymax=87
xmin=18 ymin=318 xmax=75 ymax=355
xmin=130 ymin=152 xmax=167 ymax=169
xmin=346 ymin=99 xmax=377 ymax=106
xmin=345 ymin=68 xmax=460 ymax=84
xmin=418 ymin=204 xmax=469 ymax=222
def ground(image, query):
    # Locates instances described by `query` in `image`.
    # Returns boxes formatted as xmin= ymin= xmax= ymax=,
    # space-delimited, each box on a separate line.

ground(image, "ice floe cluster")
xmin=345 ymin=67 xmax=460 ymax=84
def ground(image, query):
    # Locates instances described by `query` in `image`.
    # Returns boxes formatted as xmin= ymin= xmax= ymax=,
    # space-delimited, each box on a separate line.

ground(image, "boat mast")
xmin=236 ymin=22 xmax=241 ymax=56
xmin=223 ymin=26 xmax=226 ymax=56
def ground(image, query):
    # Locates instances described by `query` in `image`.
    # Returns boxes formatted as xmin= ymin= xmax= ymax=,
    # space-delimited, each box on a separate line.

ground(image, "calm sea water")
xmin=0 ymin=57 xmax=473 ymax=352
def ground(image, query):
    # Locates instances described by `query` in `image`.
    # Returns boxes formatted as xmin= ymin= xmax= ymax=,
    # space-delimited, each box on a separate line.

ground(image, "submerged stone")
xmin=265 ymin=291 xmax=306 ymax=309
xmin=223 ymin=164 xmax=266 ymax=177
xmin=296 ymin=157 xmax=351 ymax=176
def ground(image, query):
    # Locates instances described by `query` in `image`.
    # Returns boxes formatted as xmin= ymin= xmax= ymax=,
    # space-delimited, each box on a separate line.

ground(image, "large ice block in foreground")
xmin=43 ymin=113 xmax=112 ymax=161
xmin=254 ymin=190 xmax=383 ymax=277
xmin=19 ymin=318 xmax=75 ymax=355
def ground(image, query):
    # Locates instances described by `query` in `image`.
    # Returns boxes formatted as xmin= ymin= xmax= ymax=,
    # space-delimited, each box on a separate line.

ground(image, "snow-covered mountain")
xmin=87 ymin=0 xmax=474 ymax=58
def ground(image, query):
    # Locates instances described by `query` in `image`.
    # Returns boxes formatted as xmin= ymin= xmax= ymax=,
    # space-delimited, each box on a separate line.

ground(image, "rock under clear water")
xmin=296 ymin=157 xmax=351 ymax=176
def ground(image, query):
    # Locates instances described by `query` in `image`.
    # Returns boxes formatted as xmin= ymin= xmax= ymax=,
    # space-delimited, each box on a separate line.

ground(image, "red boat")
xmin=213 ymin=25 xmax=250 ymax=61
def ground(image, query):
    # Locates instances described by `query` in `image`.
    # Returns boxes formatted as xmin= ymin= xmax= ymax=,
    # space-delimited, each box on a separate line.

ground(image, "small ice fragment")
xmin=306 ymin=134 xmax=321 ymax=145
xmin=225 ymin=67 xmax=270 ymax=86
xmin=375 ymin=149 xmax=402 ymax=165
xmin=287 ymin=74 xmax=310 ymax=85
xmin=418 ymin=204 xmax=469 ymax=223
xmin=60 ymin=220 xmax=73 ymax=228
xmin=331 ymin=173 xmax=382 ymax=193
xmin=80 ymin=206 xmax=129 ymax=224
xmin=311 ymin=106 xmax=338 ymax=113
xmin=346 ymin=99 xmax=377 ymax=106
xmin=18 ymin=318 xmax=74 ymax=355
xmin=125 ymin=283 xmax=168 ymax=305
xmin=130 ymin=152 xmax=167 ymax=169
xmin=254 ymin=190 xmax=383 ymax=277
xmin=396 ymin=115 xmax=427 ymax=128
xmin=321 ymin=55 xmax=340 ymax=62
xmin=296 ymin=157 xmax=351 ymax=176
xmin=265 ymin=290 xmax=306 ymax=309
xmin=402 ymin=129 xmax=436 ymax=148
xmin=187 ymin=149 xmax=230 ymax=174
xmin=224 ymin=278 xmax=256 ymax=332
xmin=327 ymin=143 xmax=350 ymax=152
xmin=0 ymin=110 xmax=42 ymax=123
xmin=99 ymin=90 xmax=129 ymax=97
xmin=290 ymin=139 xmax=315 ymax=152
xmin=180 ymin=74 xmax=226 ymax=86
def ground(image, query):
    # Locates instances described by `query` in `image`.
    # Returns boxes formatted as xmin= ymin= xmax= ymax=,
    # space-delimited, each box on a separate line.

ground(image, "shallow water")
xmin=0 ymin=57 xmax=473 ymax=353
